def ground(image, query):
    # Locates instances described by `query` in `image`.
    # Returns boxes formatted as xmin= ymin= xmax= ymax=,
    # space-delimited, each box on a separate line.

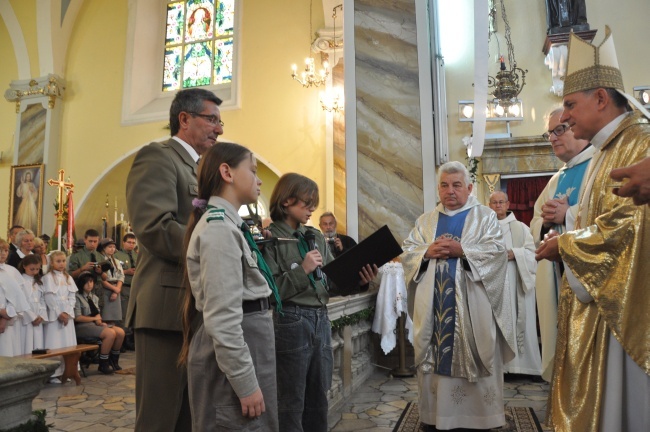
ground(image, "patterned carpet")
xmin=393 ymin=402 xmax=543 ymax=432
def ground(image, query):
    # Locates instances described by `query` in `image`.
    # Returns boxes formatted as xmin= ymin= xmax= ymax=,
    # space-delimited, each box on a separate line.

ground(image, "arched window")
xmin=163 ymin=0 xmax=235 ymax=91
xmin=121 ymin=0 xmax=240 ymax=126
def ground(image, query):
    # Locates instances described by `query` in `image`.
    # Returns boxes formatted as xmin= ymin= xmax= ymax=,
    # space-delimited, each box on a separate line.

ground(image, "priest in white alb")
xmin=488 ymin=191 xmax=541 ymax=377
xmin=530 ymin=107 xmax=593 ymax=381
xmin=402 ymin=162 xmax=515 ymax=431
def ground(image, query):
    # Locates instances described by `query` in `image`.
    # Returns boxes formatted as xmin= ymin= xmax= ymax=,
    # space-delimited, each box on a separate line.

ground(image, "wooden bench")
xmin=18 ymin=344 xmax=99 ymax=385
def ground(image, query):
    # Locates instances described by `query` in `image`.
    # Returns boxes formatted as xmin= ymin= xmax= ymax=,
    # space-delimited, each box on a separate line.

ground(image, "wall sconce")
xmin=459 ymin=99 xmax=523 ymax=138
xmin=458 ymin=99 xmax=524 ymax=122
xmin=320 ymin=87 xmax=344 ymax=113
xmin=633 ymin=86 xmax=650 ymax=107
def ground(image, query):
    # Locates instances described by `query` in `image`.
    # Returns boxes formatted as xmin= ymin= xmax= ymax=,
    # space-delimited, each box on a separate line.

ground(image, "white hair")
xmin=438 ymin=161 xmax=471 ymax=186
xmin=489 ymin=190 xmax=509 ymax=202
xmin=15 ymin=229 xmax=35 ymax=246
xmin=545 ymin=106 xmax=564 ymax=126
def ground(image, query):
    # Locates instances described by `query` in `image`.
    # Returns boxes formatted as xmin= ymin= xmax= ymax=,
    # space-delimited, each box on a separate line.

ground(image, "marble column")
xmin=333 ymin=62 xmax=348 ymax=232
xmin=354 ymin=0 xmax=423 ymax=243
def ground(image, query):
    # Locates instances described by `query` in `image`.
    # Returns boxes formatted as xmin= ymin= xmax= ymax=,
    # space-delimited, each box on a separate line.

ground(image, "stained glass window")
xmin=163 ymin=0 xmax=236 ymax=92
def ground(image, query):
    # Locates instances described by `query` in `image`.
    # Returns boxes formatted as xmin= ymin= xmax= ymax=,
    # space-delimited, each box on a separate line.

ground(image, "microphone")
xmin=303 ymin=231 xmax=323 ymax=281
xmin=254 ymin=237 xmax=299 ymax=246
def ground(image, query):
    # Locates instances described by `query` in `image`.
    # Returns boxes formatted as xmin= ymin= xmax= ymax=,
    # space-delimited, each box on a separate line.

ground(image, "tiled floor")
xmin=33 ymin=352 xmax=137 ymax=432
xmin=328 ymin=372 xmax=550 ymax=431
xmin=33 ymin=353 xmax=549 ymax=431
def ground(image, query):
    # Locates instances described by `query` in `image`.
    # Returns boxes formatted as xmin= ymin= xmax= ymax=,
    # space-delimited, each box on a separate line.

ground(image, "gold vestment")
xmin=551 ymin=112 xmax=650 ymax=431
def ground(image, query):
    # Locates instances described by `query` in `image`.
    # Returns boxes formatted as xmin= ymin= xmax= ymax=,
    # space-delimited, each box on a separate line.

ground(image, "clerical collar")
xmin=440 ymin=195 xmax=480 ymax=216
xmin=499 ymin=212 xmax=517 ymax=224
xmin=590 ymin=112 xmax=628 ymax=150
xmin=172 ymin=136 xmax=200 ymax=163
xmin=565 ymin=144 xmax=597 ymax=169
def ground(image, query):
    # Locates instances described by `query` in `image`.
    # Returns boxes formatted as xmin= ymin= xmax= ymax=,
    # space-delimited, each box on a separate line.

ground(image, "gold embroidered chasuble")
xmin=551 ymin=111 xmax=650 ymax=431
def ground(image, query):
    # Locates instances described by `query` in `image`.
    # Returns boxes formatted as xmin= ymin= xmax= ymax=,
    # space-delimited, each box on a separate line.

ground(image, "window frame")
xmin=121 ymin=0 xmax=242 ymax=126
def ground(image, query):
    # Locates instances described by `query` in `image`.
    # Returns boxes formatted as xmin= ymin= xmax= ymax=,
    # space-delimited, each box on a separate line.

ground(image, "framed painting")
xmin=8 ymin=164 xmax=44 ymax=235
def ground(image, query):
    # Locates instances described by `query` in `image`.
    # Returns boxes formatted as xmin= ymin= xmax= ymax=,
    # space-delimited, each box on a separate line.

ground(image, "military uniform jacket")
xmin=186 ymin=196 xmax=272 ymax=397
xmin=125 ymin=138 xmax=198 ymax=332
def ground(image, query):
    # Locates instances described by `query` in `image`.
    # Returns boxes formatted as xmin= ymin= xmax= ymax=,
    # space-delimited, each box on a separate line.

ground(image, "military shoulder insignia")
xmin=206 ymin=207 xmax=225 ymax=222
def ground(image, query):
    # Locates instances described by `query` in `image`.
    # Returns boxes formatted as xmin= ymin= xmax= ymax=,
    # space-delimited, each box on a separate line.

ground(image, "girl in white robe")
xmin=0 ymin=239 xmax=32 ymax=356
xmin=19 ymin=254 xmax=46 ymax=353
xmin=43 ymin=251 xmax=77 ymax=379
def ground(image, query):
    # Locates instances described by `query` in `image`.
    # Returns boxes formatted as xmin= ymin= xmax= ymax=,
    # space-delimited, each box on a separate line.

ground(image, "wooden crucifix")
xmin=47 ymin=169 xmax=74 ymax=251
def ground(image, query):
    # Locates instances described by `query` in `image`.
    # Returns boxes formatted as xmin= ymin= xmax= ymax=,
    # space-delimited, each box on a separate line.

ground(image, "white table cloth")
xmin=372 ymin=262 xmax=414 ymax=354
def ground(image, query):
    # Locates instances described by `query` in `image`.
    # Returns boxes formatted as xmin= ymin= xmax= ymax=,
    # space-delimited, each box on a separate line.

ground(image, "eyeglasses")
xmin=542 ymin=124 xmax=569 ymax=140
xmin=187 ymin=112 xmax=225 ymax=127
xmin=489 ymin=200 xmax=507 ymax=206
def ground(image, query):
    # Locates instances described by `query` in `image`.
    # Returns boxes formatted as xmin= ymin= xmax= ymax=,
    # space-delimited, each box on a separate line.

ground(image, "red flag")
xmin=67 ymin=190 xmax=75 ymax=250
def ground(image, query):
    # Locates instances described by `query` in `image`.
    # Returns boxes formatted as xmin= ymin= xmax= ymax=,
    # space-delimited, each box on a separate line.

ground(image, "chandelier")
xmin=487 ymin=0 xmax=527 ymax=109
xmin=292 ymin=58 xmax=329 ymax=88
xmin=291 ymin=0 xmax=329 ymax=88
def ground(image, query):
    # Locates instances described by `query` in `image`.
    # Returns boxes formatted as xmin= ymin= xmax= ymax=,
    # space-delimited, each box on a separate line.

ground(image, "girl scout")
xmin=180 ymin=142 xmax=280 ymax=432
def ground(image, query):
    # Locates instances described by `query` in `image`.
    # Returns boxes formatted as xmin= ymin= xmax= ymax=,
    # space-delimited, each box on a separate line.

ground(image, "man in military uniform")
xmin=126 ymin=88 xmax=223 ymax=432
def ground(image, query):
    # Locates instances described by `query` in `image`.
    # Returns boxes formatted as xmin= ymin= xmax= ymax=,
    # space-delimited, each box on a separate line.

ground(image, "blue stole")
xmin=555 ymin=159 xmax=590 ymax=206
xmin=432 ymin=209 xmax=470 ymax=376
xmin=552 ymin=158 xmax=590 ymax=301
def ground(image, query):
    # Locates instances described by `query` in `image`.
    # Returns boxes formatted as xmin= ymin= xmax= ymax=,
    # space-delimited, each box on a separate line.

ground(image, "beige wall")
xmin=0 ymin=0 xmax=328 ymax=236
xmin=443 ymin=0 xmax=650 ymax=167
xmin=2 ymin=0 xmax=649 ymax=237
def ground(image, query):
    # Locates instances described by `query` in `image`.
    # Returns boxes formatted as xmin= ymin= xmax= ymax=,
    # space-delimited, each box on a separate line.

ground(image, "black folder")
xmin=322 ymin=225 xmax=403 ymax=288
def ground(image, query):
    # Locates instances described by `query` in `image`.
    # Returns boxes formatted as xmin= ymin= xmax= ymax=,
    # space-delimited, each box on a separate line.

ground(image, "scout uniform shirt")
xmin=185 ymin=196 xmax=272 ymax=398
xmin=68 ymin=246 xmax=101 ymax=279
xmin=263 ymin=220 xmax=333 ymax=307
xmin=115 ymin=249 xmax=137 ymax=287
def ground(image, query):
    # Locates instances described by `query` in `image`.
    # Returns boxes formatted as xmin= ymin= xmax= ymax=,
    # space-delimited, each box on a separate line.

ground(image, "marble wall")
xmin=482 ymin=136 xmax=564 ymax=175
xmin=354 ymin=0 xmax=423 ymax=244
xmin=18 ymin=104 xmax=46 ymax=165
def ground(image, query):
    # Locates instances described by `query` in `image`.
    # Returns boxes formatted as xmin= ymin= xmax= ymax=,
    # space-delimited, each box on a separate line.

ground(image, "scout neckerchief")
xmin=240 ymin=222 xmax=283 ymax=313
xmin=294 ymin=230 xmax=327 ymax=291
xmin=86 ymin=295 xmax=100 ymax=317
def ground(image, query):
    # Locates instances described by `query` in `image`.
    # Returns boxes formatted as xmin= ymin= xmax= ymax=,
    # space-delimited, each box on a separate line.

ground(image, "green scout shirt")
xmin=115 ymin=249 xmax=138 ymax=286
xmin=68 ymin=246 xmax=99 ymax=274
xmin=263 ymin=220 xmax=333 ymax=307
